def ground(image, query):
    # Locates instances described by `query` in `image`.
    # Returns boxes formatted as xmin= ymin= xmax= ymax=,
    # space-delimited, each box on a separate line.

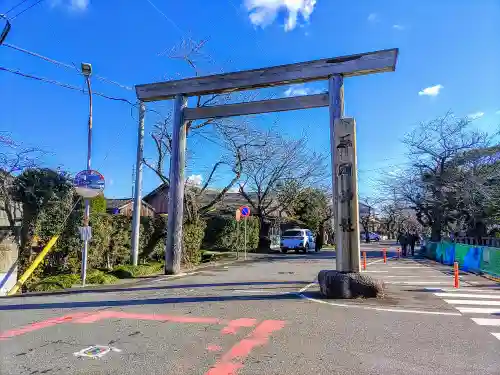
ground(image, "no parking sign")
xmin=240 ymin=206 xmax=250 ymax=218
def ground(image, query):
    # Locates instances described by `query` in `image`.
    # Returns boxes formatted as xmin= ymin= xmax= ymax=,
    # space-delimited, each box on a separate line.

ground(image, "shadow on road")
xmin=1 ymin=281 xmax=311 ymax=299
xmin=0 ymin=292 xmax=302 ymax=311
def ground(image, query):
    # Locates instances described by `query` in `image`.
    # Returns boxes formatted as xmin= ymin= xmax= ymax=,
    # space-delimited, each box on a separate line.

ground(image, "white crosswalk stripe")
xmin=471 ymin=318 xmax=500 ymax=326
xmin=444 ymin=299 xmax=500 ymax=306
xmin=365 ymin=257 xmax=500 ymax=341
xmin=434 ymin=292 xmax=500 ymax=299
xmin=431 ymin=287 xmax=500 ymax=341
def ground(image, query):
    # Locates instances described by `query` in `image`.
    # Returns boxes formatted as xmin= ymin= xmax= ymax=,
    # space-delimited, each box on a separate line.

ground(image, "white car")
xmin=280 ymin=229 xmax=316 ymax=253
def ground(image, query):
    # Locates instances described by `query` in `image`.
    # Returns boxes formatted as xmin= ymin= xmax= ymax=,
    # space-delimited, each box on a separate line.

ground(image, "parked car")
xmin=360 ymin=232 xmax=381 ymax=242
xmin=280 ymin=229 xmax=316 ymax=253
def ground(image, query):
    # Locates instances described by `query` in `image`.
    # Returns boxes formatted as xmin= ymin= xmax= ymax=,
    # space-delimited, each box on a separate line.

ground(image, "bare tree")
xmin=142 ymin=39 xmax=265 ymax=223
xmin=0 ymin=133 xmax=43 ymax=236
xmin=238 ymin=135 xmax=326 ymax=247
xmin=385 ymin=112 xmax=495 ymax=241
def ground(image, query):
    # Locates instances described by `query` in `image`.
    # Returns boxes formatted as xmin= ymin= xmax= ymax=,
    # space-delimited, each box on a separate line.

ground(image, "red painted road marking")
xmin=205 ymin=320 xmax=286 ymax=375
xmin=0 ymin=311 xmax=254 ymax=339
xmin=0 ymin=312 xmax=93 ymax=340
xmin=74 ymin=310 xmax=223 ymax=325
xmin=1 ymin=311 xmax=285 ymax=374
xmin=221 ymin=318 xmax=257 ymax=335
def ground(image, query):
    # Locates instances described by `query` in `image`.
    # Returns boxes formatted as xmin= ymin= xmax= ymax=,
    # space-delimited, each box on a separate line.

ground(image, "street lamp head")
xmin=81 ymin=62 xmax=92 ymax=77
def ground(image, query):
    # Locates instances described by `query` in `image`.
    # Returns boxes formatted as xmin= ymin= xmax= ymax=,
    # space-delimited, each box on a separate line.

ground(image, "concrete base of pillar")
xmin=317 ymin=270 xmax=383 ymax=299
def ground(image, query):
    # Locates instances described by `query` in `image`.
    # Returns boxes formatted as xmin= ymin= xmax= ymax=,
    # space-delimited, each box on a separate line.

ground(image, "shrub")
xmin=90 ymin=194 xmax=107 ymax=213
xmin=86 ymin=270 xmax=119 ymax=285
xmin=183 ymin=220 xmax=207 ymax=265
xmin=31 ymin=274 xmax=81 ymax=291
xmin=203 ymin=216 xmax=260 ymax=252
xmin=110 ymin=262 xmax=163 ymax=278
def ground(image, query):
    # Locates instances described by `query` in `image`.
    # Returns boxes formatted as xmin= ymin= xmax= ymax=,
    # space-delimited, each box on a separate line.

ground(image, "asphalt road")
xmin=1 ymin=242 xmax=499 ymax=375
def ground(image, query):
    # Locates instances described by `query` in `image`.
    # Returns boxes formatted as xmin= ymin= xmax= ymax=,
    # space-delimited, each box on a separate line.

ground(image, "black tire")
xmin=281 ymin=248 xmax=288 ymax=253
xmin=303 ymin=242 xmax=309 ymax=253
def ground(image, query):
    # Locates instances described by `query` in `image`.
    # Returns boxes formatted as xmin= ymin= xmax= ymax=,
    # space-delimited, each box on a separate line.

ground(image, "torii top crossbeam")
xmin=135 ymin=48 xmax=398 ymax=102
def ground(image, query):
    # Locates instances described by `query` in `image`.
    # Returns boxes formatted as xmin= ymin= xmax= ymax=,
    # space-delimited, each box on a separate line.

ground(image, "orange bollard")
xmin=383 ymin=248 xmax=387 ymax=264
xmin=454 ymin=262 xmax=459 ymax=288
xmin=363 ymin=251 xmax=367 ymax=270
xmin=397 ymin=247 xmax=400 ymax=259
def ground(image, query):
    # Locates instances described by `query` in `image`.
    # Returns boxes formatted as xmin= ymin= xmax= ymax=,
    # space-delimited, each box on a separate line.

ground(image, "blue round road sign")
xmin=240 ymin=205 xmax=250 ymax=217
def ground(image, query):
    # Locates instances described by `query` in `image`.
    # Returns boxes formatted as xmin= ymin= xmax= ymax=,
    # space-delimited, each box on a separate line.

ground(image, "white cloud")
xmin=467 ymin=111 xmax=485 ymax=120
xmin=387 ymin=168 xmax=401 ymax=176
xmin=418 ymin=84 xmax=443 ymax=97
xmin=50 ymin=0 xmax=89 ymax=11
xmin=367 ymin=13 xmax=379 ymax=22
xmin=393 ymin=24 xmax=404 ymax=30
xmin=496 ymin=110 xmax=500 ymax=115
xmin=186 ymin=174 xmax=203 ymax=186
xmin=245 ymin=0 xmax=317 ymax=31
xmin=284 ymin=84 xmax=321 ymax=97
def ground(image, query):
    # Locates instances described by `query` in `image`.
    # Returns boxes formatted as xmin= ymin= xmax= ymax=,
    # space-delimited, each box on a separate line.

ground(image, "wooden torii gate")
xmin=132 ymin=48 xmax=399 ymax=275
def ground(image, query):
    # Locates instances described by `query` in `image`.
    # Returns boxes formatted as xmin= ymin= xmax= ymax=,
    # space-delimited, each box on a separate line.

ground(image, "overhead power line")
xmin=7 ymin=0 xmax=45 ymax=21
xmin=2 ymin=43 xmax=134 ymax=91
xmin=144 ymin=0 xmax=185 ymax=36
xmin=1 ymin=65 xmax=165 ymax=118
xmin=3 ymin=0 xmax=31 ymax=15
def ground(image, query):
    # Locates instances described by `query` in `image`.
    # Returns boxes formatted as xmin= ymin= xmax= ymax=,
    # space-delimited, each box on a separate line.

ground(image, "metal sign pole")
xmin=236 ymin=220 xmax=240 ymax=260
xmin=82 ymin=66 xmax=93 ymax=287
xmin=244 ymin=217 xmax=247 ymax=260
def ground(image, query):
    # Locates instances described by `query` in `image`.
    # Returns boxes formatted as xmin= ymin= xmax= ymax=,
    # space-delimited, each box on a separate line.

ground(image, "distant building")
xmin=105 ymin=198 xmax=155 ymax=217
xmin=142 ymin=183 xmax=268 ymax=217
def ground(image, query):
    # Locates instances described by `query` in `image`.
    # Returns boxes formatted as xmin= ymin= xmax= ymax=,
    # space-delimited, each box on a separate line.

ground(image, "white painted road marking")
xmin=386 ymin=281 xmax=452 ymax=285
xmin=426 ymin=287 xmax=500 ymax=293
xmin=298 ymin=293 xmax=461 ymax=316
xmin=491 ymin=333 xmax=500 ymax=340
xmin=471 ymin=318 xmax=500 ymax=326
xmin=383 ymin=275 xmax=453 ymax=278
xmin=298 ymin=283 xmax=316 ymax=293
xmin=456 ymin=307 xmax=500 ymax=314
xmin=444 ymin=299 xmax=500 ymax=306
xmin=434 ymin=293 xmax=500 ymax=299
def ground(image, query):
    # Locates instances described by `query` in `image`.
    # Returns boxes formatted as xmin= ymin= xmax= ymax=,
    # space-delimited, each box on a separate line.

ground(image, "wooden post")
xmin=165 ymin=95 xmax=188 ymax=275
xmin=131 ymin=101 xmax=145 ymax=266
xmin=328 ymin=74 xmax=345 ymax=271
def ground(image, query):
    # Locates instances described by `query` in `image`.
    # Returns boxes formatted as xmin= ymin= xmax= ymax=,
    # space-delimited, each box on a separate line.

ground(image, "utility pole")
xmin=81 ymin=62 xmax=92 ymax=287
xmin=131 ymin=102 xmax=145 ymax=266
xmin=132 ymin=164 xmax=136 ymax=199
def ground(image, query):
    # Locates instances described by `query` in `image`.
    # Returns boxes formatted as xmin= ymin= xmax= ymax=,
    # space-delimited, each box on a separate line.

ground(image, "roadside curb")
xmin=0 ymin=253 xmax=268 ymax=299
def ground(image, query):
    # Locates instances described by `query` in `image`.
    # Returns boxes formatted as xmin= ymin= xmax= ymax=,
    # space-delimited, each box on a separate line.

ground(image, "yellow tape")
xmin=7 ymin=235 xmax=60 ymax=296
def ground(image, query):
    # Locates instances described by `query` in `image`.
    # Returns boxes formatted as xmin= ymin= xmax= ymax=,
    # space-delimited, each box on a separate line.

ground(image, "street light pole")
xmin=81 ymin=62 xmax=92 ymax=287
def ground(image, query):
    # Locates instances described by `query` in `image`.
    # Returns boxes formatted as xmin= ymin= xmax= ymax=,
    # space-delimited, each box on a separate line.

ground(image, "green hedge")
xmin=183 ymin=220 xmax=207 ymax=265
xmin=203 ymin=216 xmax=260 ymax=252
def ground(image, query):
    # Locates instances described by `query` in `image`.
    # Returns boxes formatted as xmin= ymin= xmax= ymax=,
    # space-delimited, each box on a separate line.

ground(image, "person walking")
xmin=398 ymin=232 xmax=408 ymax=257
xmin=409 ymin=232 xmax=418 ymax=257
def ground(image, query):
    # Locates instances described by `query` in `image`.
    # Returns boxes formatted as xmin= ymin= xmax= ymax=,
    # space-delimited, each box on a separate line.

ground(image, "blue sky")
xmin=1 ymin=0 xmax=499 ymax=198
